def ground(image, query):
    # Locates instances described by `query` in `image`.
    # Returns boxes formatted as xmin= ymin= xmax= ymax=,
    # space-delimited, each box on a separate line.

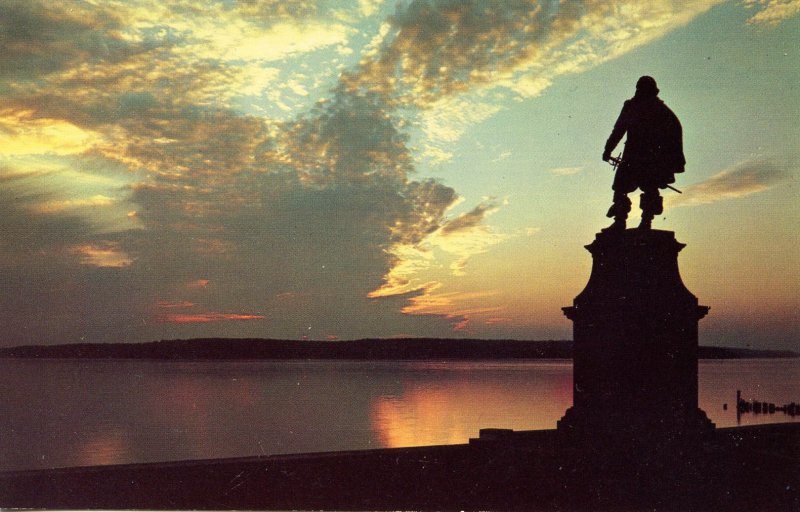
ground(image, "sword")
xmin=607 ymin=155 xmax=682 ymax=193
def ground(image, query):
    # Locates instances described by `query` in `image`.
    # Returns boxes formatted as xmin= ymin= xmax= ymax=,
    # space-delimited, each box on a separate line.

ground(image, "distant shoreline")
xmin=0 ymin=338 xmax=796 ymax=360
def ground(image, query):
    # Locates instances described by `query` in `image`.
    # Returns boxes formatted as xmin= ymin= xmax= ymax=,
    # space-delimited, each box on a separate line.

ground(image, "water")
xmin=1 ymin=358 xmax=797 ymax=472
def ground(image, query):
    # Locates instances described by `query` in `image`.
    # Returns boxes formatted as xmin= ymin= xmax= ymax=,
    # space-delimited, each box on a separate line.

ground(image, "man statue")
xmin=602 ymin=76 xmax=685 ymax=231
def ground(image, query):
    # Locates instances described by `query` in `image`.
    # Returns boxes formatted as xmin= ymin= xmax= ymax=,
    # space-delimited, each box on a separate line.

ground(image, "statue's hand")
xmin=602 ymin=150 xmax=611 ymax=162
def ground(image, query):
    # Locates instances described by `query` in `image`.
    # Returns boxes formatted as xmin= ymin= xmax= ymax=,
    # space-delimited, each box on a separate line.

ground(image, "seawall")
xmin=1 ymin=423 xmax=798 ymax=510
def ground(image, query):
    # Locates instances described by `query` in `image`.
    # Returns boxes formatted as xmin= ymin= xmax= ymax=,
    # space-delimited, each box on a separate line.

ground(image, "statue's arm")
xmin=603 ymin=102 xmax=630 ymax=160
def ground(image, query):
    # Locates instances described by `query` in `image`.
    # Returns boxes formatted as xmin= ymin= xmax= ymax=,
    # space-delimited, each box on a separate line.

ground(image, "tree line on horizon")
xmin=0 ymin=338 xmax=796 ymax=360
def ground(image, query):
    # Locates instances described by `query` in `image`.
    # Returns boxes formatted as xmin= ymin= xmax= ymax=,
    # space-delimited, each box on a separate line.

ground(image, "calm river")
xmin=1 ymin=358 xmax=797 ymax=471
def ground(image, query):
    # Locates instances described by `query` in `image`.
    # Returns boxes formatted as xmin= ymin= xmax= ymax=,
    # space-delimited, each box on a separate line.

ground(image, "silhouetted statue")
xmin=602 ymin=76 xmax=685 ymax=231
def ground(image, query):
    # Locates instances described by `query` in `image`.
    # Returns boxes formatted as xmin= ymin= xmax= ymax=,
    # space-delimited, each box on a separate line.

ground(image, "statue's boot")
xmin=639 ymin=189 xmax=662 ymax=230
xmin=604 ymin=193 xmax=630 ymax=232
xmin=603 ymin=218 xmax=626 ymax=232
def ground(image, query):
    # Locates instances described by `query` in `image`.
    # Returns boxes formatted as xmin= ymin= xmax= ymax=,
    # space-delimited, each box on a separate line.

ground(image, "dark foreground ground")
xmin=1 ymin=423 xmax=797 ymax=510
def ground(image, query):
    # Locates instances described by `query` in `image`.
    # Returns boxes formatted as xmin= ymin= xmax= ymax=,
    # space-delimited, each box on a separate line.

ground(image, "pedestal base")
xmin=559 ymin=229 xmax=714 ymax=446
xmin=558 ymin=404 xmax=715 ymax=445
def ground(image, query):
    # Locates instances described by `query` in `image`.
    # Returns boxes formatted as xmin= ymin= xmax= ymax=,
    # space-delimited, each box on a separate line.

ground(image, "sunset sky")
xmin=0 ymin=0 xmax=797 ymax=349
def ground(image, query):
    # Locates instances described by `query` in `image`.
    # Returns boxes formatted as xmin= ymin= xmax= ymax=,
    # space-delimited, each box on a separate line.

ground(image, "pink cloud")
xmin=156 ymin=300 xmax=196 ymax=309
xmin=160 ymin=312 xmax=265 ymax=324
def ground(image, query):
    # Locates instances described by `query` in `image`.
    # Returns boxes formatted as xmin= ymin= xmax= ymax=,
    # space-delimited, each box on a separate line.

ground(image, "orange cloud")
xmin=0 ymin=111 xmax=103 ymax=156
xmin=400 ymin=288 xmax=500 ymax=316
xmin=452 ymin=318 xmax=470 ymax=331
xmin=69 ymin=242 xmax=133 ymax=267
xmin=484 ymin=317 xmax=512 ymax=326
xmin=397 ymin=284 xmax=502 ymax=333
xmin=32 ymin=195 xmax=116 ymax=213
xmin=156 ymin=300 xmax=196 ymax=309
xmin=160 ymin=312 xmax=265 ymax=324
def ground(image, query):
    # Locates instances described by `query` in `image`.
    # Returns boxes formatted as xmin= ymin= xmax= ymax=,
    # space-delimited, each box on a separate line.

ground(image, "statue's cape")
xmin=621 ymin=97 xmax=684 ymax=166
xmin=606 ymin=96 xmax=685 ymax=189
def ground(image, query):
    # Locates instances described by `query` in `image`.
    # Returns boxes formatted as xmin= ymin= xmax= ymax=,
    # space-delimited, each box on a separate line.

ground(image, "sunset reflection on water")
xmin=77 ymin=429 xmax=132 ymax=467
xmin=371 ymin=361 xmax=573 ymax=448
xmin=1 ymin=358 xmax=797 ymax=471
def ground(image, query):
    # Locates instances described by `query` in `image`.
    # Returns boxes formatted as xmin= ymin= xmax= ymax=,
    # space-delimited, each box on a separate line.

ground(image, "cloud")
xmin=668 ymin=159 xmax=791 ymax=207
xmin=333 ymin=0 xmax=724 ymax=161
xmin=367 ymin=245 xmax=435 ymax=298
xmin=0 ymin=0 xmax=467 ymax=342
xmin=0 ymin=158 xmax=138 ymax=235
xmin=498 ymin=1 xmax=728 ymax=99
xmin=0 ymin=191 xmax=90 ymax=262
xmin=33 ymin=195 xmax=116 ymax=214
xmin=182 ymin=19 xmax=351 ymax=63
xmin=0 ymin=0 xmax=132 ymax=81
xmin=105 ymin=84 xmax=465 ymax=340
xmin=69 ymin=242 xmax=133 ymax=268
xmin=229 ymin=0 xmax=323 ymax=20
xmin=0 ymin=190 xmax=146 ymax=343
xmin=342 ymin=0 xmax=723 ymax=108
xmin=370 ymin=197 xmax=505 ymax=299
xmin=0 ymin=112 xmax=105 ymax=156
xmin=157 ymin=301 xmax=196 ymax=309
xmin=421 ymin=145 xmax=454 ymax=165
xmin=357 ymin=0 xmax=382 ymax=17
xmin=0 ymin=3 xmax=423 ymax=344
xmin=399 ymin=283 xmax=503 ymax=334
xmin=0 ymin=1 xmax=750 ymax=345
xmin=419 ymin=97 xmax=503 ymax=144
xmin=280 ymin=91 xmax=414 ymax=185
xmin=435 ymin=200 xmax=507 ymax=276
xmin=340 ymin=1 xmax=578 ymax=107
xmin=159 ymin=313 xmax=266 ymax=324
xmin=0 ymin=1 xmax=348 ymax=129
xmin=440 ymin=201 xmax=499 ymax=236
xmin=401 ymin=287 xmax=500 ymax=317
xmin=744 ymin=0 xmax=800 ymax=24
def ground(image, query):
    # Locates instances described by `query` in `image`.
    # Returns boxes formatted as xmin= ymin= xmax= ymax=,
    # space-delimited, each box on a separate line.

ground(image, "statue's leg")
xmin=603 ymin=191 xmax=630 ymax=231
xmin=639 ymin=188 xmax=663 ymax=229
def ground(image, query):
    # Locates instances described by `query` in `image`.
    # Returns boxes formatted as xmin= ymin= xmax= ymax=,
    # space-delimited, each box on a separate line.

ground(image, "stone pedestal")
xmin=558 ymin=229 xmax=714 ymax=443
